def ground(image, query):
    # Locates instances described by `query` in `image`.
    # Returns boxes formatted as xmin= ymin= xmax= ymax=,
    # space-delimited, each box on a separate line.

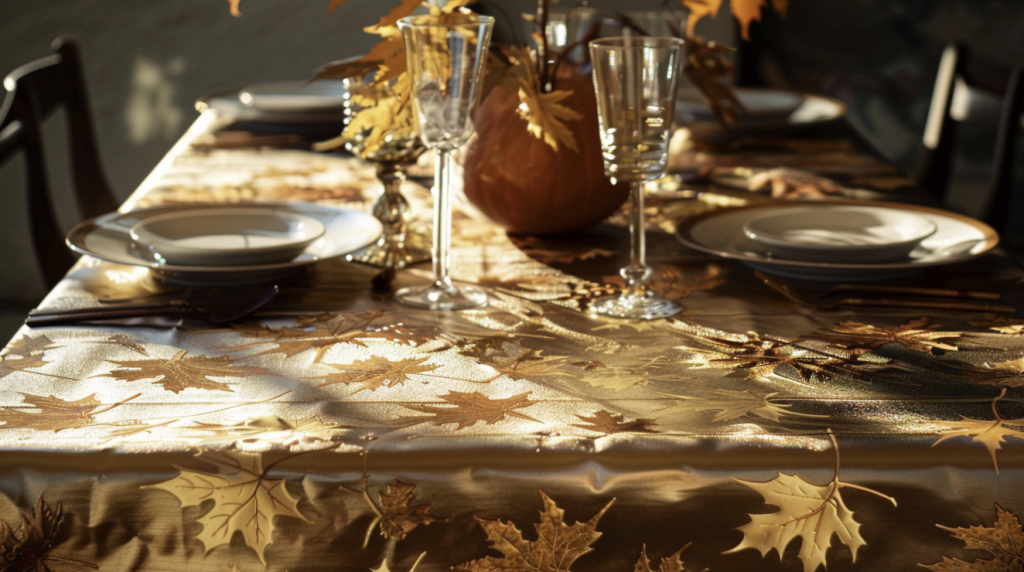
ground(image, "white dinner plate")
xmin=67 ymin=203 xmax=382 ymax=285
xmin=239 ymin=80 xmax=349 ymax=113
xmin=676 ymin=88 xmax=846 ymax=141
xmin=130 ymin=208 xmax=327 ymax=266
xmin=742 ymin=205 xmax=938 ymax=263
xmin=676 ymin=201 xmax=999 ymax=281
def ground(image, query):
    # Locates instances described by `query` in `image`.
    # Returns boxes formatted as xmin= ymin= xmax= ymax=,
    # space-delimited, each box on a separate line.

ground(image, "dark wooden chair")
xmin=915 ymin=44 xmax=1024 ymax=233
xmin=0 ymin=36 xmax=118 ymax=288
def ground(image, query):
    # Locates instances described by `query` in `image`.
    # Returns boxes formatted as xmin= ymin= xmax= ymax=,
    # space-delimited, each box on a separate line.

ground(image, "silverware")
xmin=754 ymin=272 xmax=1015 ymax=314
xmin=26 ymin=285 xmax=279 ymax=327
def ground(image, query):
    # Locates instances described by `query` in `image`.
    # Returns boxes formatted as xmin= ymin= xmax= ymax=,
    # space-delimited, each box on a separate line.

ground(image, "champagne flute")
xmin=589 ymin=36 xmax=684 ymax=320
xmin=396 ymin=14 xmax=494 ymax=310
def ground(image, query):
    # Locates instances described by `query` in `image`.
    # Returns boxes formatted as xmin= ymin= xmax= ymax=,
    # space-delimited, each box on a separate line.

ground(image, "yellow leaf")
xmin=683 ymin=0 xmax=723 ymax=37
xmin=365 ymin=0 xmax=423 ymax=33
xmin=921 ymin=504 xmax=1024 ymax=572
xmin=726 ymin=433 xmax=896 ymax=572
xmin=454 ymin=491 xmax=614 ymax=572
xmin=227 ymin=0 xmax=242 ymax=17
xmin=932 ymin=389 xmax=1024 ymax=473
xmin=497 ymin=46 xmax=581 ymax=152
xmin=731 ymin=0 xmax=767 ymax=41
xmin=145 ymin=450 xmax=307 ymax=563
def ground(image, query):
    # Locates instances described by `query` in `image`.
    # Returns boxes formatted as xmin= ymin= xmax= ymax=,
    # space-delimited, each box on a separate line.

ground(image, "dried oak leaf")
xmin=806 ymin=318 xmax=961 ymax=355
xmin=398 ymin=391 xmax=539 ymax=430
xmin=726 ymin=470 xmax=896 ymax=572
xmin=225 ymin=310 xmax=382 ymax=363
xmin=377 ymin=478 xmax=441 ymax=540
xmin=454 ymin=491 xmax=614 ymax=572
xmin=0 ymin=393 xmax=102 ymax=432
xmin=661 ymin=388 xmax=825 ymax=423
xmin=932 ymin=390 xmax=1024 ymax=473
xmin=0 ymin=496 xmax=83 ymax=571
xmin=144 ymin=450 xmax=306 ymax=564
xmin=313 ymin=356 xmax=439 ymax=393
xmin=100 ymin=349 xmax=273 ymax=393
xmin=921 ymin=504 xmax=1024 ymax=572
xmin=573 ymin=410 xmax=657 ymax=434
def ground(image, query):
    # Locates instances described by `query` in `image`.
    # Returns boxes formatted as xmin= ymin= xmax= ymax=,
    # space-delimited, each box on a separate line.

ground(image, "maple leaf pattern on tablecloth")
xmin=376 ymin=478 xmax=441 ymax=540
xmin=144 ymin=450 xmax=306 ymax=564
xmin=964 ymin=356 xmax=1024 ymax=387
xmin=580 ymin=358 xmax=674 ymax=392
xmin=932 ymin=389 xmax=1024 ymax=473
xmin=970 ymin=317 xmax=1024 ymax=336
xmin=0 ymin=496 xmax=86 ymax=571
xmin=225 ymin=310 xmax=382 ymax=363
xmin=191 ymin=415 xmax=348 ymax=452
xmin=0 ymin=393 xmax=104 ymax=432
xmin=603 ymin=264 xmax=725 ymax=302
xmin=726 ymin=433 xmax=897 ymax=572
xmin=921 ymin=504 xmax=1024 ymax=572
xmin=313 ymin=356 xmax=439 ymax=393
xmin=806 ymin=318 xmax=961 ymax=355
xmin=397 ymin=391 xmax=539 ymax=430
xmin=476 ymin=342 xmax=575 ymax=383
xmin=100 ymin=349 xmax=274 ymax=393
xmin=573 ymin=410 xmax=657 ymax=434
xmin=661 ymin=388 xmax=826 ymax=423
xmin=454 ymin=491 xmax=614 ymax=572
xmin=509 ymin=235 xmax=616 ymax=265
xmin=0 ymin=335 xmax=58 ymax=379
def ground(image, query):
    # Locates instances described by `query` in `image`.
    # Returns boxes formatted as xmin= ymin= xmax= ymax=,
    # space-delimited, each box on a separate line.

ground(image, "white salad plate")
xmin=68 ymin=203 xmax=382 ymax=285
xmin=676 ymin=201 xmax=999 ymax=281
xmin=742 ymin=205 xmax=938 ymax=263
xmin=239 ymin=80 xmax=349 ymax=113
xmin=130 ymin=208 xmax=327 ymax=266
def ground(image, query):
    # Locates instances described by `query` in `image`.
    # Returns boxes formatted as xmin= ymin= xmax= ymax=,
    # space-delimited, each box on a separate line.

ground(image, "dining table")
xmin=0 ymin=102 xmax=1022 ymax=572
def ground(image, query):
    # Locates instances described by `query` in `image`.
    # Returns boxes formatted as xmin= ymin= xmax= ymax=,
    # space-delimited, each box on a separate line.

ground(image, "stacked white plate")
xmin=67 ymin=203 xmax=383 ymax=285
xmin=676 ymin=201 xmax=999 ymax=281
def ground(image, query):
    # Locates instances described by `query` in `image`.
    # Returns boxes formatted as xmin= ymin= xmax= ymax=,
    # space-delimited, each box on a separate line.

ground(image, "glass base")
xmin=588 ymin=293 xmax=681 ymax=320
xmin=347 ymin=240 xmax=431 ymax=270
xmin=395 ymin=283 xmax=487 ymax=311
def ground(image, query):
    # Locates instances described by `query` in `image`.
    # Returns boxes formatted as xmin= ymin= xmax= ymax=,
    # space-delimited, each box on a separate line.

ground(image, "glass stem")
xmin=622 ymin=180 xmax=650 ymax=298
xmin=432 ymin=149 xmax=454 ymax=290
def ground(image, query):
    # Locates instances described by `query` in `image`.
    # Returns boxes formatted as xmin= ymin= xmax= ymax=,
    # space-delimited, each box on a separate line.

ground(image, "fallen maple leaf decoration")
xmin=224 ymin=310 xmax=383 ymax=362
xmin=99 ymin=349 xmax=274 ymax=393
xmin=805 ymin=317 xmax=962 ymax=356
xmin=573 ymin=410 xmax=658 ymax=434
xmin=634 ymin=544 xmax=706 ymax=572
xmin=661 ymin=387 xmax=826 ymax=423
xmin=0 ymin=393 xmax=136 ymax=432
xmin=0 ymin=496 xmax=95 ymax=572
xmin=313 ymin=356 xmax=440 ymax=393
xmin=454 ymin=491 xmax=614 ymax=572
xmin=725 ymin=430 xmax=897 ymax=572
xmin=397 ymin=391 xmax=540 ymax=430
xmin=343 ymin=476 xmax=442 ymax=547
xmin=920 ymin=503 xmax=1024 ymax=572
xmin=144 ymin=449 xmax=307 ymax=563
xmin=932 ymin=388 xmax=1024 ymax=473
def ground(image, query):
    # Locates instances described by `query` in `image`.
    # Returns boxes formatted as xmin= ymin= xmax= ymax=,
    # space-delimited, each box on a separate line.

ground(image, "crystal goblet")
xmin=343 ymin=80 xmax=430 ymax=269
xmin=589 ymin=36 xmax=684 ymax=320
xmin=396 ymin=14 xmax=494 ymax=310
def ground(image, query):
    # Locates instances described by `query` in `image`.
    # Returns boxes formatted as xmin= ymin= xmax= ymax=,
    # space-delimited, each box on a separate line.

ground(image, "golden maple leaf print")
xmin=634 ymin=544 xmax=704 ymax=572
xmin=806 ymin=317 xmax=961 ymax=355
xmin=573 ymin=410 xmax=658 ymax=434
xmin=661 ymin=388 xmax=825 ymax=423
xmin=192 ymin=415 xmax=349 ymax=452
xmin=100 ymin=349 xmax=274 ymax=393
xmin=144 ymin=450 xmax=306 ymax=563
xmin=397 ymin=391 xmax=539 ymax=430
xmin=921 ymin=504 xmax=1024 ymax=572
xmin=0 ymin=393 xmax=104 ymax=432
xmin=676 ymin=330 xmax=852 ymax=384
xmin=476 ymin=342 xmax=575 ymax=383
xmin=0 ymin=496 xmax=88 ymax=571
xmin=344 ymin=476 xmax=442 ymax=546
xmin=225 ymin=310 xmax=382 ymax=363
xmin=313 ymin=356 xmax=440 ymax=393
xmin=454 ymin=491 xmax=614 ymax=572
xmin=726 ymin=431 xmax=897 ymax=572
xmin=0 ymin=335 xmax=57 ymax=379
xmin=932 ymin=388 xmax=1024 ymax=473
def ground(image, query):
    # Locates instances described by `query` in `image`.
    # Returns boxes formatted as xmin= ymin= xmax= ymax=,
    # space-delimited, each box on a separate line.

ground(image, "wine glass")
xmin=396 ymin=14 xmax=494 ymax=310
xmin=342 ymin=79 xmax=430 ymax=269
xmin=589 ymin=36 xmax=684 ymax=320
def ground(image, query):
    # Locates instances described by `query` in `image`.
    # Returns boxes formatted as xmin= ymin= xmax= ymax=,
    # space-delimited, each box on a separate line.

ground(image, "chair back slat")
xmin=985 ymin=66 xmax=1024 ymax=234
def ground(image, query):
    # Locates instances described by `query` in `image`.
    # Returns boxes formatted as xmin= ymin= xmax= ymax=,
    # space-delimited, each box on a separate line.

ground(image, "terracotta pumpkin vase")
xmin=462 ymin=72 xmax=630 ymax=236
